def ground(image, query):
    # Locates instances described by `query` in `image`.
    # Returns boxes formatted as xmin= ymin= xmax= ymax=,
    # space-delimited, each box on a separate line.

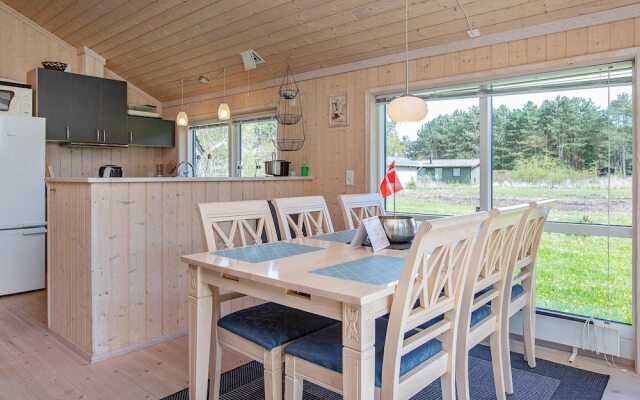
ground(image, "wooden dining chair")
xmin=272 ymin=196 xmax=334 ymax=240
xmin=283 ymin=212 xmax=488 ymax=400
xmin=197 ymin=200 xmax=336 ymax=400
xmin=455 ymin=204 xmax=530 ymax=400
xmin=337 ymin=193 xmax=385 ymax=230
xmin=501 ymin=200 xmax=555 ymax=394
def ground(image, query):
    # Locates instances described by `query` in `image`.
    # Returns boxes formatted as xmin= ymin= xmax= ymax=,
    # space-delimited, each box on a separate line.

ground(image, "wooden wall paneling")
xmin=145 ymin=183 xmax=163 ymax=339
xmin=526 ymin=36 xmax=547 ymax=63
xmin=587 ymin=23 xmax=612 ymax=54
xmin=91 ymin=183 xmax=110 ymax=355
xmin=610 ymin=19 xmax=635 ymax=50
xmin=128 ymin=183 xmax=147 ymax=344
xmin=491 ymin=43 xmax=510 ymax=69
xmin=545 ymin=32 xmax=567 ymax=60
xmin=635 ymin=17 xmax=640 ymax=46
xmin=444 ymin=52 xmax=461 ymax=76
xmin=474 ymin=46 xmax=492 ymax=72
xmin=429 ymin=54 xmax=445 ymax=78
xmin=176 ymin=182 xmax=192 ymax=330
xmin=459 ymin=48 xmax=476 ymax=74
xmin=109 ymin=183 xmax=130 ymax=351
xmin=566 ymin=27 xmax=589 ymax=57
xmin=508 ymin=39 xmax=528 ymax=66
xmin=161 ymin=182 xmax=179 ymax=335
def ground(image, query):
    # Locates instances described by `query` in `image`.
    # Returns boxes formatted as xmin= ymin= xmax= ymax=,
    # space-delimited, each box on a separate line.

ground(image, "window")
xmin=190 ymin=114 xmax=278 ymax=177
xmin=192 ymin=123 xmax=229 ymax=177
xmin=383 ymin=96 xmax=480 ymax=216
xmin=379 ymin=62 xmax=633 ymax=325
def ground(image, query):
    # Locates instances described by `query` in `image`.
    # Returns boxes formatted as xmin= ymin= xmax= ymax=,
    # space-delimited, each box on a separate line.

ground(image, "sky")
xmin=394 ymin=85 xmax=632 ymax=141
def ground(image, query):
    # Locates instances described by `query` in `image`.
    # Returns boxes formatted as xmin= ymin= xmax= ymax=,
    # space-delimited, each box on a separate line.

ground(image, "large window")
xmin=385 ymin=98 xmax=480 ymax=216
xmin=380 ymin=63 xmax=633 ymax=325
xmin=190 ymin=115 xmax=278 ymax=177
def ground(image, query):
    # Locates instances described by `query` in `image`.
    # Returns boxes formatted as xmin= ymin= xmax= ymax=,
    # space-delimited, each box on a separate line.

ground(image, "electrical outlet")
xmin=346 ymin=170 xmax=354 ymax=186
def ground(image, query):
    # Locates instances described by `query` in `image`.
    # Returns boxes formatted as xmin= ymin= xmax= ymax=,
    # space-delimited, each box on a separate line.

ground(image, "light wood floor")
xmin=0 ymin=291 xmax=638 ymax=400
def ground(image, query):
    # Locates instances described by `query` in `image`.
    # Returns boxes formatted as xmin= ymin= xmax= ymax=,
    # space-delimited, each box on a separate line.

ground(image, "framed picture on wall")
xmin=329 ymin=93 xmax=348 ymax=127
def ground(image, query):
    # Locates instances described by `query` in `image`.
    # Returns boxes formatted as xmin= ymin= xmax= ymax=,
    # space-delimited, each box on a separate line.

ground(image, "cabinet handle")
xmin=129 ymin=131 xmax=133 ymax=143
xmin=96 ymin=129 xmax=100 ymax=142
xmin=66 ymin=126 xmax=70 ymax=141
xmin=103 ymin=129 xmax=106 ymax=142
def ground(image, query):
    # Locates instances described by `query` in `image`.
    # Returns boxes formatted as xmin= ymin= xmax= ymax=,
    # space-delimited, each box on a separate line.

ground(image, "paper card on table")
xmin=362 ymin=216 xmax=390 ymax=253
xmin=350 ymin=224 xmax=367 ymax=248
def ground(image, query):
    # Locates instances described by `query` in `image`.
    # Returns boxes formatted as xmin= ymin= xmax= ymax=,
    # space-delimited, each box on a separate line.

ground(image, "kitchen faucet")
xmin=176 ymin=161 xmax=195 ymax=177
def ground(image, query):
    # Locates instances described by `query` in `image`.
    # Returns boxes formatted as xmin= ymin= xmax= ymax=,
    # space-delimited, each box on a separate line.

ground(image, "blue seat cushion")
xmin=417 ymin=305 xmax=491 ymax=331
xmin=284 ymin=318 xmax=442 ymax=387
xmin=476 ymin=283 xmax=525 ymax=302
xmin=217 ymin=302 xmax=336 ymax=350
xmin=510 ymin=284 xmax=525 ymax=300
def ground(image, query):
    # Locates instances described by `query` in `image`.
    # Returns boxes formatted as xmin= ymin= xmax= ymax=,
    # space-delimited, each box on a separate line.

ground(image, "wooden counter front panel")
xmin=47 ymin=179 xmax=312 ymax=360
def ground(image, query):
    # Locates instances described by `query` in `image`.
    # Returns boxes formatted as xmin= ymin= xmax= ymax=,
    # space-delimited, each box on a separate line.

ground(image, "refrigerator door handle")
xmin=22 ymin=228 xmax=47 ymax=236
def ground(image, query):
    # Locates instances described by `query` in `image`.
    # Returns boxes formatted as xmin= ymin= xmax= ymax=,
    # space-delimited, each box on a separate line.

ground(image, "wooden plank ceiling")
xmin=3 ymin=0 xmax=637 ymax=102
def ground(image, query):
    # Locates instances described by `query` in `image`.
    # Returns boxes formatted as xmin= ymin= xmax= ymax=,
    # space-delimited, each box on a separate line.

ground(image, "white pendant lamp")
xmin=387 ymin=0 xmax=428 ymax=123
xmin=218 ymin=66 xmax=231 ymax=121
xmin=176 ymin=77 xmax=188 ymax=126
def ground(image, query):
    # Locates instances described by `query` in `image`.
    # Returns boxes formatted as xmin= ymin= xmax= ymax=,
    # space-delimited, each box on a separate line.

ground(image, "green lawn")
xmin=387 ymin=184 xmax=633 ymax=324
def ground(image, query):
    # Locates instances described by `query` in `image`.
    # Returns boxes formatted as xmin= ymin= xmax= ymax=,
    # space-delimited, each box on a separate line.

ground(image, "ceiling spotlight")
xmin=199 ymin=75 xmax=210 ymax=84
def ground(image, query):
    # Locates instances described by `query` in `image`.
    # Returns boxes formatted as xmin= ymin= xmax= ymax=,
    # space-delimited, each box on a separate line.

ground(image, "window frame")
xmin=188 ymin=112 xmax=278 ymax=178
xmin=375 ymin=62 xmax=635 ymax=330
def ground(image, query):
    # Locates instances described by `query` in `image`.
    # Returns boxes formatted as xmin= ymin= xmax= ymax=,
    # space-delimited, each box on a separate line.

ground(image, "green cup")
xmin=301 ymin=164 xmax=309 ymax=176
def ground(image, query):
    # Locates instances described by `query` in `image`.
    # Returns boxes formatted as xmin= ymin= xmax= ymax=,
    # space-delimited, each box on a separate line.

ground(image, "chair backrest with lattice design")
xmin=459 ymin=204 xmax=530 ymax=334
xmin=197 ymin=200 xmax=278 ymax=251
xmin=271 ymin=196 xmax=334 ymax=240
xmin=504 ymin=200 xmax=554 ymax=303
xmin=337 ymin=193 xmax=385 ymax=230
xmin=380 ymin=212 xmax=488 ymax=399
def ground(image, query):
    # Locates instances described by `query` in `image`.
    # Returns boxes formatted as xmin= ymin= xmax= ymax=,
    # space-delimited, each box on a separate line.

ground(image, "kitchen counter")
xmin=46 ymin=176 xmax=312 ymax=183
xmin=46 ymin=176 xmax=312 ymax=362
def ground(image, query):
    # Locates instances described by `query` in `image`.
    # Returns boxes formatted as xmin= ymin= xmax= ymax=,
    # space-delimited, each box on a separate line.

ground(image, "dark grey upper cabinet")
xmin=100 ymin=78 xmax=128 ymax=144
xmin=68 ymin=74 xmax=100 ymax=142
xmin=128 ymin=116 xmax=175 ymax=147
xmin=31 ymin=69 xmax=128 ymax=144
xmin=34 ymin=69 xmax=69 ymax=141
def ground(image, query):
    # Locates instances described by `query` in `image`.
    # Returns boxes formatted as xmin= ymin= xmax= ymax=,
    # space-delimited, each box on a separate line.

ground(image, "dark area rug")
xmin=162 ymin=345 xmax=609 ymax=400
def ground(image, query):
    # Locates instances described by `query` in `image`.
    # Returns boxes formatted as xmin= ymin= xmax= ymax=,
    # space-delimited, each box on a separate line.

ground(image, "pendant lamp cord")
xmin=404 ymin=0 xmax=409 ymax=95
xmin=180 ymin=77 xmax=184 ymax=109
xmin=223 ymin=66 xmax=227 ymax=101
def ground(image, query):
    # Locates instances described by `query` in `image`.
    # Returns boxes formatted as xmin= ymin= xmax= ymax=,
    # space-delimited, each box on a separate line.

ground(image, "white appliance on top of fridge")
xmin=0 ymin=115 xmax=46 ymax=296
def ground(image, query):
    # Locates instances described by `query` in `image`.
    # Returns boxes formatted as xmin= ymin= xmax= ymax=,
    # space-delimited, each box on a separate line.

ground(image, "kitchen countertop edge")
xmin=46 ymin=176 xmax=314 ymax=183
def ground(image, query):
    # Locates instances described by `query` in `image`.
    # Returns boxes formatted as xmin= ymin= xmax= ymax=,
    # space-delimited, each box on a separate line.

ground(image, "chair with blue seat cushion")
xmin=272 ymin=196 xmax=334 ymax=240
xmin=197 ymin=200 xmax=336 ymax=400
xmin=284 ymin=212 xmax=488 ymax=400
xmin=337 ymin=193 xmax=385 ymax=230
xmin=455 ymin=204 xmax=531 ymax=400
xmin=500 ymin=200 xmax=555 ymax=394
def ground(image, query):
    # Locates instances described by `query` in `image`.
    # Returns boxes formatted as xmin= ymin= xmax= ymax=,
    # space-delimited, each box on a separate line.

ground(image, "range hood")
xmin=59 ymin=141 xmax=128 ymax=148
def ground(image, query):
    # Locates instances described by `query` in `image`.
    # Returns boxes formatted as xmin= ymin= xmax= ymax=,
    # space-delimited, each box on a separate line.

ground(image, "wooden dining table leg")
xmin=189 ymin=265 xmax=214 ymax=400
xmin=342 ymin=303 xmax=376 ymax=400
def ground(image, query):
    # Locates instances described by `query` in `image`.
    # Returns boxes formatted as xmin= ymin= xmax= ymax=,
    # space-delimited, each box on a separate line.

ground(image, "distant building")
xmin=389 ymin=157 xmax=480 ymax=185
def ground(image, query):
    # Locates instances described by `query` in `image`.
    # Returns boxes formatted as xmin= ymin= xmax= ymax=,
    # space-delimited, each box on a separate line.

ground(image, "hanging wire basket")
xmin=277 ymin=113 xmax=302 ymax=125
xmin=278 ymin=62 xmax=299 ymax=99
xmin=274 ymin=138 xmax=305 ymax=151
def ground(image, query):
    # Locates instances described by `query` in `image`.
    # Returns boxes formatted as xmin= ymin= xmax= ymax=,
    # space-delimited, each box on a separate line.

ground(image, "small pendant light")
xmin=218 ymin=66 xmax=231 ymax=121
xmin=387 ymin=0 xmax=428 ymax=122
xmin=176 ymin=77 xmax=188 ymax=126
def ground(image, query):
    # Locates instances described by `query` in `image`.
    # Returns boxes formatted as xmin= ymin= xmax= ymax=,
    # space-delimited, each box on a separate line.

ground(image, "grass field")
xmin=388 ymin=182 xmax=633 ymax=324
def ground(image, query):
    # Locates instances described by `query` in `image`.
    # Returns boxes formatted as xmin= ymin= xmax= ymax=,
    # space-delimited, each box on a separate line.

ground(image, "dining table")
xmin=181 ymin=230 xmax=411 ymax=400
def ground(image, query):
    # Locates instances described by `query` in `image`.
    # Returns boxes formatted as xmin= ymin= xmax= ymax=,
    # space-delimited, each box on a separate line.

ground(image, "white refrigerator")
xmin=0 ymin=115 xmax=46 ymax=296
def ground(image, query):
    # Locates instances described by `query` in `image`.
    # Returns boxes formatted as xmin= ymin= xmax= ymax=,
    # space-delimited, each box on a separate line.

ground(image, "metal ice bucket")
xmin=379 ymin=215 xmax=416 ymax=244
